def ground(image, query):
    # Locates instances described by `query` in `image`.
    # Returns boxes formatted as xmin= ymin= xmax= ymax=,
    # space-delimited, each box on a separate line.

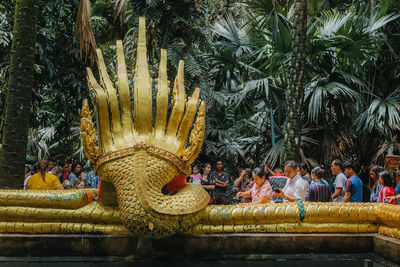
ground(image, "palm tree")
xmin=0 ymin=0 xmax=40 ymax=188
xmin=281 ymin=0 xmax=308 ymax=163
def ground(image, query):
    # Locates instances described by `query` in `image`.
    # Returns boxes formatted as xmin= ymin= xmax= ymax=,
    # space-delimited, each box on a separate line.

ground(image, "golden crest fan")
xmin=80 ymin=17 xmax=209 ymax=238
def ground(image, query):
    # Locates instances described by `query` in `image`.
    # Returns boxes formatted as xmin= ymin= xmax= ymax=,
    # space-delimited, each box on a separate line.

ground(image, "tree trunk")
xmin=0 ymin=0 xmax=39 ymax=188
xmin=281 ymin=0 xmax=307 ymax=164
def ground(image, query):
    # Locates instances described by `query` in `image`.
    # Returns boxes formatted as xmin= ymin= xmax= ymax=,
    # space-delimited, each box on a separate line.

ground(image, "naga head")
xmin=80 ymin=17 xmax=209 ymax=238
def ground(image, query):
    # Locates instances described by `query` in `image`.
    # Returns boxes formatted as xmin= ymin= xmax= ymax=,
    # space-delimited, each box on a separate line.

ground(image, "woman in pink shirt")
xmin=379 ymin=171 xmax=397 ymax=205
xmin=236 ymin=167 xmax=272 ymax=204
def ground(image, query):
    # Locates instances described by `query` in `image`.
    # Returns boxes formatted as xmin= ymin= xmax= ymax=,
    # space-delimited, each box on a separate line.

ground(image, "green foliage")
xmin=0 ymin=0 xmax=88 ymax=163
xmin=0 ymin=0 xmax=399 ymax=176
xmin=202 ymin=0 xmax=400 ymax=170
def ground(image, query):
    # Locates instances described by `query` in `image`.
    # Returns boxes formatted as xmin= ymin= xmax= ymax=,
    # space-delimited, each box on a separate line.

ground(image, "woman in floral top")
xmin=236 ymin=167 xmax=272 ymax=204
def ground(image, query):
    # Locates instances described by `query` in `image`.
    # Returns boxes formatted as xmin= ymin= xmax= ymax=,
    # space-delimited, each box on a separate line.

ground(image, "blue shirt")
xmin=68 ymin=173 xmax=79 ymax=187
xmin=345 ymin=176 xmax=363 ymax=202
xmin=85 ymin=170 xmax=99 ymax=188
xmin=395 ymin=181 xmax=400 ymax=205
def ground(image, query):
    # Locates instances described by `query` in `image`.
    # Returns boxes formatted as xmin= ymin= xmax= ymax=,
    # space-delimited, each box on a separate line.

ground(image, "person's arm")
xmin=344 ymin=179 xmax=352 ymax=202
xmin=234 ymin=175 xmax=244 ymax=188
xmin=274 ymin=189 xmax=296 ymax=202
xmin=25 ymin=181 xmax=31 ymax=190
xmin=52 ymin=176 xmax=64 ymax=190
xmin=215 ymin=177 xmax=229 ymax=187
xmin=253 ymin=183 xmax=272 ymax=204
xmin=344 ymin=192 xmax=351 ymax=202
xmin=331 ymin=188 xmax=342 ymax=199
xmin=237 ymin=190 xmax=252 ymax=198
xmin=386 ymin=194 xmax=400 ymax=203
xmin=251 ymin=195 xmax=269 ymax=204
xmin=264 ymin=164 xmax=274 ymax=176
xmin=202 ymin=184 xmax=215 ymax=190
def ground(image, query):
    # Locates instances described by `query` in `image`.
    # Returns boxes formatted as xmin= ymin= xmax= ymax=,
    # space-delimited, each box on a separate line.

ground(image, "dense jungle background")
xmin=0 ymin=0 xmax=399 ymax=183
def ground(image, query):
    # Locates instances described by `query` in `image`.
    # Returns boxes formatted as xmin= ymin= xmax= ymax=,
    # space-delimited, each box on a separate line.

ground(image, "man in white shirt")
xmin=274 ymin=160 xmax=309 ymax=202
xmin=330 ymin=159 xmax=347 ymax=202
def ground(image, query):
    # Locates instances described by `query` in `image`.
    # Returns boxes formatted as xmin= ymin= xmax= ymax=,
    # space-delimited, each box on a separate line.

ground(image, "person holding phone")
xmin=273 ymin=160 xmax=309 ymax=202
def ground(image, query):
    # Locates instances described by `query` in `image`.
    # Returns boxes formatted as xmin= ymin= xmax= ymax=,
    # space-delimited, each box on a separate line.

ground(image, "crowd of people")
xmin=23 ymin=157 xmax=400 ymax=207
xmin=24 ymin=159 xmax=98 ymax=190
xmin=189 ymin=159 xmax=400 ymax=205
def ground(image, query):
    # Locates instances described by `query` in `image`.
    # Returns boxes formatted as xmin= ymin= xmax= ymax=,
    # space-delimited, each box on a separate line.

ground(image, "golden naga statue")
xmin=81 ymin=16 xmax=209 ymax=238
xmin=1 ymin=17 xmax=400 ymax=241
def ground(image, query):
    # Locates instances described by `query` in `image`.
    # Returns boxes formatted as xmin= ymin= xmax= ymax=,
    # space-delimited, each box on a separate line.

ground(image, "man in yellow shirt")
xmin=25 ymin=159 xmax=64 ymax=190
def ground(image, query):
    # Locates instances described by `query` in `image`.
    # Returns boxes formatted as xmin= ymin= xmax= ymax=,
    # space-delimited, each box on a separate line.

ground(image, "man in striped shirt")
xmin=306 ymin=166 xmax=331 ymax=202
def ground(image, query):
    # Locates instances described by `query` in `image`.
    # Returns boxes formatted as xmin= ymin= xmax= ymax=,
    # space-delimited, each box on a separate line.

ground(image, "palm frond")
xmin=76 ymin=0 xmax=97 ymax=64
xmin=354 ymin=94 xmax=400 ymax=133
xmin=213 ymin=14 xmax=252 ymax=57
xmin=367 ymin=13 xmax=400 ymax=33
xmin=319 ymin=10 xmax=352 ymax=36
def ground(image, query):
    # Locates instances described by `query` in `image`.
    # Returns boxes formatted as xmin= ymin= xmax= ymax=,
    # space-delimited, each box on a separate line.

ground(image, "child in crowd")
xmin=189 ymin=165 xmax=202 ymax=185
xmin=74 ymin=179 xmax=86 ymax=189
xmin=379 ymin=171 xmax=397 ymax=205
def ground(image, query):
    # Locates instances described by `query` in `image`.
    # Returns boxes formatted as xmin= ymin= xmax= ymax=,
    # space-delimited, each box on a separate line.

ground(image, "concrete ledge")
xmin=374 ymin=234 xmax=400 ymax=264
xmin=1 ymin=233 xmax=400 ymax=264
xmin=0 ymin=234 xmax=138 ymax=257
xmin=0 ymin=233 xmax=375 ymax=258
xmin=155 ymin=234 xmax=374 ymax=258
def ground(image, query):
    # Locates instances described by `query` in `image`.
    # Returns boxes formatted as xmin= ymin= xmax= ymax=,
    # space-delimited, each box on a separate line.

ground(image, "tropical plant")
xmin=0 ymin=0 xmax=40 ymax=188
xmin=202 ymin=0 xmax=400 ymax=172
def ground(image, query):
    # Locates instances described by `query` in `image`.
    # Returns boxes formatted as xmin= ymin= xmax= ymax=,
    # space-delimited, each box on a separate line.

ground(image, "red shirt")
xmin=380 ymin=186 xmax=397 ymax=205
xmin=62 ymin=172 xmax=69 ymax=181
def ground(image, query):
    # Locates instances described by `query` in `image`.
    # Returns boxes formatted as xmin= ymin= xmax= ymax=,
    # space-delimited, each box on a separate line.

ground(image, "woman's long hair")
xmin=202 ymin=163 xmax=212 ymax=177
xmin=72 ymin=163 xmax=83 ymax=176
xmin=369 ymin=165 xmax=384 ymax=188
xmin=378 ymin=171 xmax=393 ymax=187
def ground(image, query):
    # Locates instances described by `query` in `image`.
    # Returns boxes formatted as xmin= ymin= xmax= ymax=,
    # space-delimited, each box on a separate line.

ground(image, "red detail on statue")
xmin=97 ymin=177 xmax=102 ymax=202
xmin=165 ymin=174 xmax=187 ymax=194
